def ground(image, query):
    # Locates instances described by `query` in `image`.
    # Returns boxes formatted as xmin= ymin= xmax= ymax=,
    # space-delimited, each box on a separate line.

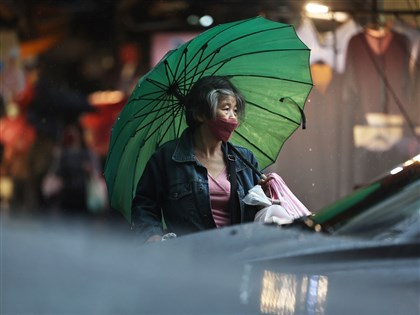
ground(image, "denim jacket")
xmin=132 ymin=128 xmax=261 ymax=242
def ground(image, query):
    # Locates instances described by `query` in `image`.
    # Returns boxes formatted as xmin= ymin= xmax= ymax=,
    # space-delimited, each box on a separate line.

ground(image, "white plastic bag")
xmin=243 ymin=185 xmax=293 ymax=225
xmin=243 ymin=185 xmax=272 ymax=207
xmin=254 ymin=205 xmax=294 ymax=225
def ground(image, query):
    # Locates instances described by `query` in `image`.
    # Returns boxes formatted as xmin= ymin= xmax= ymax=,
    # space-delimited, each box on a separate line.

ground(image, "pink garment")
xmin=265 ymin=173 xmax=312 ymax=219
xmin=208 ymin=167 xmax=231 ymax=227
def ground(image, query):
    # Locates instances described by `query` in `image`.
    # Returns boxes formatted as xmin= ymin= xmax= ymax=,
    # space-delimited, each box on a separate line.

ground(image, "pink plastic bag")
xmin=265 ymin=172 xmax=311 ymax=219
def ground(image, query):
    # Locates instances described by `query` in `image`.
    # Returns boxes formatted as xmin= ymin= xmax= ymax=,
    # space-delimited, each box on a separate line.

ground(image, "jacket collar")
xmin=172 ymin=128 xmax=248 ymax=172
xmin=172 ymin=128 xmax=196 ymax=163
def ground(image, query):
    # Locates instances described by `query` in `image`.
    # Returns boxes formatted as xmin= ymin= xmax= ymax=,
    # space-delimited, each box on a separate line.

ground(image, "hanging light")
xmin=304 ymin=2 xmax=349 ymax=22
xmin=305 ymin=3 xmax=329 ymax=14
xmin=199 ymin=15 xmax=213 ymax=27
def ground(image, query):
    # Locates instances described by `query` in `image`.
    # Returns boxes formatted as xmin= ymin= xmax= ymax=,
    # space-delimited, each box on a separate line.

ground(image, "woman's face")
xmin=215 ymin=95 xmax=238 ymax=121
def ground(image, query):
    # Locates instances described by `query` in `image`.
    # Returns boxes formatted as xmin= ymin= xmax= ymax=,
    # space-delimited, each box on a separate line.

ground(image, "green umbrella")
xmin=104 ymin=16 xmax=313 ymax=222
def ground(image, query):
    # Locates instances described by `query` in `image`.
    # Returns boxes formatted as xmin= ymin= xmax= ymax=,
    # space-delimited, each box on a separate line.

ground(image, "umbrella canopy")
xmin=105 ymin=16 xmax=313 ymax=221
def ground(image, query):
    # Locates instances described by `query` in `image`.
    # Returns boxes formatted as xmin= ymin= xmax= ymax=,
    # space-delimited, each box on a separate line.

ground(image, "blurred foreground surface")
xmin=3 ymin=155 xmax=420 ymax=314
xmin=2 ymin=210 xmax=419 ymax=315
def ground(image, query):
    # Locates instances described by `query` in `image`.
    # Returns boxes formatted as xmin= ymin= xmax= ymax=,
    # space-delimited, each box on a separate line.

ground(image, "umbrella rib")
xmin=130 ymin=90 xmax=171 ymax=106
xmin=154 ymin=103 xmax=185 ymax=144
xmin=174 ymin=48 xmax=228 ymax=89
xmin=187 ymin=45 xmax=226 ymax=84
xmin=137 ymin=103 xmax=184 ymax=145
xmin=172 ymin=34 xmax=201 ymax=92
xmin=246 ymin=100 xmax=301 ymax=126
xmin=205 ymin=24 xmax=293 ymax=56
xmin=188 ymin=46 xmax=208 ymax=87
xmin=178 ymin=18 xmax=251 ymax=73
xmin=181 ymin=48 xmax=311 ymax=86
xmin=129 ymin=87 xmax=181 ymax=117
xmin=193 ymin=49 xmax=310 ymax=79
xmin=162 ymin=22 xmax=297 ymax=94
xmin=168 ymin=18 xmax=265 ymax=88
xmin=180 ymin=27 xmax=296 ymax=79
xmin=229 ymin=73 xmax=313 ymax=86
xmin=163 ymin=57 xmax=190 ymax=103
xmin=181 ymin=48 xmax=188 ymax=94
xmin=130 ymin=101 xmax=183 ymax=195
xmin=171 ymin=48 xmax=187 ymax=81
xmin=109 ymin=95 xmax=181 ymax=162
xmin=172 ymin=44 xmax=214 ymax=97
xmin=233 ymin=129 xmax=276 ymax=165
xmin=107 ymin=96 xmax=179 ymax=159
xmin=216 ymin=48 xmax=310 ymax=65
xmin=160 ymin=97 xmax=184 ymax=142
xmin=145 ymin=77 xmax=172 ymax=92
xmin=132 ymin=110 xmax=174 ymax=145
xmin=134 ymin=100 xmax=183 ymax=130
xmin=164 ymin=60 xmax=176 ymax=85
xmin=173 ymin=102 xmax=185 ymax=137
xmin=194 ymin=18 xmax=290 ymax=62
xmin=131 ymin=91 xmax=181 ymax=118
xmin=205 ymin=52 xmax=229 ymax=77
xmin=132 ymin=102 xmax=181 ymax=120
xmin=165 ymin=40 xmax=199 ymax=93
xmin=130 ymin=105 xmax=182 ymax=200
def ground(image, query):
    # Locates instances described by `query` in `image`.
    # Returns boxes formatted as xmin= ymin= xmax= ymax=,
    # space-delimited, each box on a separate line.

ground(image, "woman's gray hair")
xmin=207 ymin=89 xmax=245 ymax=120
xmin=184 ymin=76 xmax=246 ymax=130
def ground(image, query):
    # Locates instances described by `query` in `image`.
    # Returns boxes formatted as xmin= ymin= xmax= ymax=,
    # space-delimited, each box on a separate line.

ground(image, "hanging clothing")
xmin=341 ymin=29 xmax=417 ymax=189
xmin=392 ymin=20 xmax=420 ymax=137
xmin=296 ymin=18 xmax=361 ymax=73
xmin=392 ymin=19 xmax=420 ymax=75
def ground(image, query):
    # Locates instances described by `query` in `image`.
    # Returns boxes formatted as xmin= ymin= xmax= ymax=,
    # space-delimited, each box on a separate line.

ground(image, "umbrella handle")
xmin=227 ymin=143 xmax=266 ymax=180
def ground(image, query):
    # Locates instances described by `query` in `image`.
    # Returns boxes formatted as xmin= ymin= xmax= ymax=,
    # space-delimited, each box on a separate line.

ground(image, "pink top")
xmin=208 ymin=167 xmax=231 ymax=227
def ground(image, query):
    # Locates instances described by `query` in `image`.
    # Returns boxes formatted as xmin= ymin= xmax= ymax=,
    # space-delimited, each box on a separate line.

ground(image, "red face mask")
xmin=207 ymin=117 xmax=239 ymax=142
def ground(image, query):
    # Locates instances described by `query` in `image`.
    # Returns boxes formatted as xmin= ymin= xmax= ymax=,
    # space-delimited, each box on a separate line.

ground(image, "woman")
xmin=132 ymin=76 xmax=264 ymax=243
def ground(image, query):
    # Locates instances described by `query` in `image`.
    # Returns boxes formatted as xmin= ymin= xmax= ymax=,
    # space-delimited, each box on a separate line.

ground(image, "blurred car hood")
xmin=4 ymin=154 xmax=420 ymax=314
xmin=2 ymin=216 xmax=419 ymax=315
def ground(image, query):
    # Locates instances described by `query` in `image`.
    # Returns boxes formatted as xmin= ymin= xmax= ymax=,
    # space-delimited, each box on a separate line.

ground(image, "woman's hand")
xmin=258 ymin=174 xmax=273 ymax=193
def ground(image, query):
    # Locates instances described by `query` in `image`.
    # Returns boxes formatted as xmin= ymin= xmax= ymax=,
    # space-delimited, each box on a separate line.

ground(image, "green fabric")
xmin=104 ymin=16 xmax=313 ymax=221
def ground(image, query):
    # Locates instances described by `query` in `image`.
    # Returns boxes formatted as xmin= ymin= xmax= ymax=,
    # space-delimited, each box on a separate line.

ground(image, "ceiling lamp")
xmin=199 ymin=15 xmax=213 ymax=27
xmin=187 ymin=14 xmax=214 ymax=27
xmin=305 ymin=3 xmax=329 ymax=14
xmin=305 ymin=2 xmax=349 ymax=22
